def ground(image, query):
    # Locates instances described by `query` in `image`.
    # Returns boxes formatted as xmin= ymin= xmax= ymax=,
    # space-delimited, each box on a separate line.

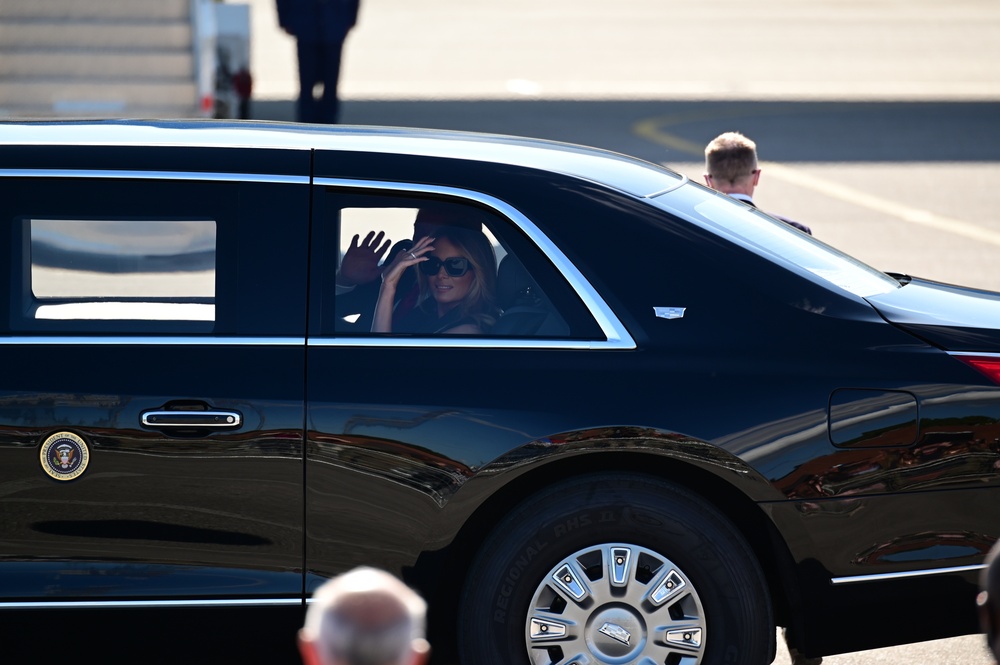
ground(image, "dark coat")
xmin=277 ymin=0 xmax=360 ymax=43
xmin=734 ymin=195 xmax=813 ymax=236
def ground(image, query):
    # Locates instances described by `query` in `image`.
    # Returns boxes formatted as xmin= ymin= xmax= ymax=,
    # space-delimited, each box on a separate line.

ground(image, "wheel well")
xmin=422 ymin=450 xmax=798 ymax=658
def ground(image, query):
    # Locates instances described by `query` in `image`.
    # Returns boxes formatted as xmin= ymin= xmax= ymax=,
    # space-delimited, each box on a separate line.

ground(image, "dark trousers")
xmin=295 ymin=38 xmax=345 ymax=123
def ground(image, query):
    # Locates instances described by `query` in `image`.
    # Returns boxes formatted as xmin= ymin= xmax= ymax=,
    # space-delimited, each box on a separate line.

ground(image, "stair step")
xmin=0 ymin=104 xmax=202 ymax=119
xmin=0 ymin=0 xmax=189 ymax=22
xmin=0 ymin=0 xmax=211 ymax=119
xmin=0 ymin=51 xmax=194 ymax=80
xmin=0 ymin=21 xmax=192 ymax=50
xmin=0 ymin=80 xmax=199 ymax=110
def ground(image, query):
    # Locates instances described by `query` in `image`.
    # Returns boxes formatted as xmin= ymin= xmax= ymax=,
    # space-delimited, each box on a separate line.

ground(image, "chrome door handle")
xmin=141 ymin=410 xmax=242 ymax=428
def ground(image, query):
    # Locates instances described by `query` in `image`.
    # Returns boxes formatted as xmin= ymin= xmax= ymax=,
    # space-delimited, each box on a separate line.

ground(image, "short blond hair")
xmin=705 ymin=131 xmax=758 ymax=184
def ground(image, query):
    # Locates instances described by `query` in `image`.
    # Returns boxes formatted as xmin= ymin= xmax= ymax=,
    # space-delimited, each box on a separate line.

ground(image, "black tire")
xmin=458 ymin=472 xmax=774 ymax=665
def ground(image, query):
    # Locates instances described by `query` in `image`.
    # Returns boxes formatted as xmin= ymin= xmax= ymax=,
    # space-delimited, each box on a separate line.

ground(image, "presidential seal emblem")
xmin=40 ymin=431 xmax=90 ymax=481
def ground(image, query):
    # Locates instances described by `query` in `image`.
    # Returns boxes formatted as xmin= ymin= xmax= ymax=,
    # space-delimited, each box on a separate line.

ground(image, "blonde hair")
xmin=418 ymin=225 xmax=498 ymax=331
xmin=705 ymin=131 xmax=758 ymax=184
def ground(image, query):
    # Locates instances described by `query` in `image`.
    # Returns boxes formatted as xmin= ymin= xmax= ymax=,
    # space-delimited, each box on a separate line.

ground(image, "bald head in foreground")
xmin=299 ymin=567 xmax=430 ymax=665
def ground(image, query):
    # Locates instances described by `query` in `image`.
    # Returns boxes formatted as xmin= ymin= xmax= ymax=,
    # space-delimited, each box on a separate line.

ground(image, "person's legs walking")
xmin=317 ymin=39 xmax=345 ymax=123
xmin=296 ymin=40 xmax=321 ymax=123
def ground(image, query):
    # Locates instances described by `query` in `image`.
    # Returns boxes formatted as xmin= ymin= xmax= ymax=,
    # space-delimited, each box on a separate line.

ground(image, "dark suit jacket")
xmin=276 ymin=0 xmax=359 ymax=43
xmin=769 ymin=211 xmax=812 ymax=235
xmin=732 ymin=194 xmax=813 ymax=236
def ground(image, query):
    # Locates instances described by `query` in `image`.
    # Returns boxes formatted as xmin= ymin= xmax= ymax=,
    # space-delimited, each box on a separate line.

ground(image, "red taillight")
xmin=958 ymin=356 xmax=1000 ymax=385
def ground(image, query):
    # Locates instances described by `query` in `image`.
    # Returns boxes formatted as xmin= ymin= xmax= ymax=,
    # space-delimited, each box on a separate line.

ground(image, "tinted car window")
xmin=3 ymin=178 xmax=249 ymax=334
xmin=313 ymin=189 xmax=601 ymax=339
xmin=652 ymin=184 xmax=900 ymax=298
xmin=28 ymin=218 xmax=216 ymax=323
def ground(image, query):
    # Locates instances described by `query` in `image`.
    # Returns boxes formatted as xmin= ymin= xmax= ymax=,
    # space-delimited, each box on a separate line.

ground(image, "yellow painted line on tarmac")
xmin=633 ymin=116 xmax=707 ymax=155
xmin=633 ymin=114 xmax=1000 ymax=249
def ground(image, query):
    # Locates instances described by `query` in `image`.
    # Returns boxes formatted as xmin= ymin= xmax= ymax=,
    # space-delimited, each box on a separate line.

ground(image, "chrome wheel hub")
xmin=590 ymin=605 xmax=642 ymax=658
xmin=525 ymin=543 xmax=706 ymax=665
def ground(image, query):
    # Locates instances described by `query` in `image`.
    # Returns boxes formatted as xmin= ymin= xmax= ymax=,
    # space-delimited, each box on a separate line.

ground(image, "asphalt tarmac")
xmin=240 ymin=1 xmax=999 ymax=662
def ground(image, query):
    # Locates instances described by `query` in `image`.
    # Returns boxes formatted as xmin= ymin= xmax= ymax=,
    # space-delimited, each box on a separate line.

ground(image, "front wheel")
xmin=458 ymin=473 xmax=774 ymax=665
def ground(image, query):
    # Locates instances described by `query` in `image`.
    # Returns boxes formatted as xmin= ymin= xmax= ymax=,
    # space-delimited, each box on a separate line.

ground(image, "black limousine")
xmin=1 ymin=119 xmax=999 ymax=665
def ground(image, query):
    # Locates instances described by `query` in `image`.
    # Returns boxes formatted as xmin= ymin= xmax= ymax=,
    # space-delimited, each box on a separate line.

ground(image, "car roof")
xmin=0 ymin=119 xmax=686 ymax=199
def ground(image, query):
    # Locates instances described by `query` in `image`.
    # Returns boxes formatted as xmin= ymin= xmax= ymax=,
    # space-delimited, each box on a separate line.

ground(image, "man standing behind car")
xmin=706 ymin=129 xmax=819 ymax=665
xmin=705 ymin=132 xmax=823 ymax=665
xmin=704 ymin=131 xmax=813 ymax=236
xmin=276 ymin=0 xmax=360 ymax=124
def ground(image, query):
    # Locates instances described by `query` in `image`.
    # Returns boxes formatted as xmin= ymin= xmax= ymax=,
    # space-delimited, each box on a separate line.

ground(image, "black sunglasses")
xmin=419 ymin=256 xmax=472 ymax=277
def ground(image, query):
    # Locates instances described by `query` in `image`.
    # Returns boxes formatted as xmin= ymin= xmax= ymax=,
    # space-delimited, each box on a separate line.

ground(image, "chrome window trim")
xmin=314 ymin=178 xmax=636 ymax=350
xmin=831 ymin=563 xmax=986 ymax=585
xmin=0 ymin=598 xmax=302 ymax=610
xmin=309 ymin=337 xmax=600 ymax=350
xmin=0 ymin=168 xmax=308 ymax=185
xmin=950 ymin=351 xmax=1000 ymax=359
xmin=0 ymin=336 xmax=304 ymax=346
xmin=645 ymin=174 xmax=689 ymax=198
xmin=0 ymin=335 xmax=607 ymax=351
xmin=0 ymin=172 xmax=635 ymax=349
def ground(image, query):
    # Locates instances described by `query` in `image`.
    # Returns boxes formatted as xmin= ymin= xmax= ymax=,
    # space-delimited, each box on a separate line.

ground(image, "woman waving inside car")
xmin=372 ymin=224 xmax=498 ymax=335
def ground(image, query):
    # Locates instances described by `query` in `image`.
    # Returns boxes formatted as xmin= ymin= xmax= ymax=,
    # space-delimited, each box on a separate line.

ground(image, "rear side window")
xmin=1 ymin=172 xmax=309 ymax=338
xmin=29 ymin=219 xmax=216 ymax=322
xmin=2 ymin=177 xmax=239 ymax=334
xmin=651 ymin=185 xmax=900 ymax=298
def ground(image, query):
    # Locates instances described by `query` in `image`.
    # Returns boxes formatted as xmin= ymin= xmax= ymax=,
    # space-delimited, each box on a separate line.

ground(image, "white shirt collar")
xmin=727 ymin=193 xmax=754 ymax=205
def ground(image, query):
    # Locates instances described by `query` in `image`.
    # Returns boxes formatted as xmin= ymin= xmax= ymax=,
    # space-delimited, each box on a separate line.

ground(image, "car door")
xmin=302 ymin=176 xmax=621 ymax=588
xmin=0 ymin=168 xmax=309 ymax=606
